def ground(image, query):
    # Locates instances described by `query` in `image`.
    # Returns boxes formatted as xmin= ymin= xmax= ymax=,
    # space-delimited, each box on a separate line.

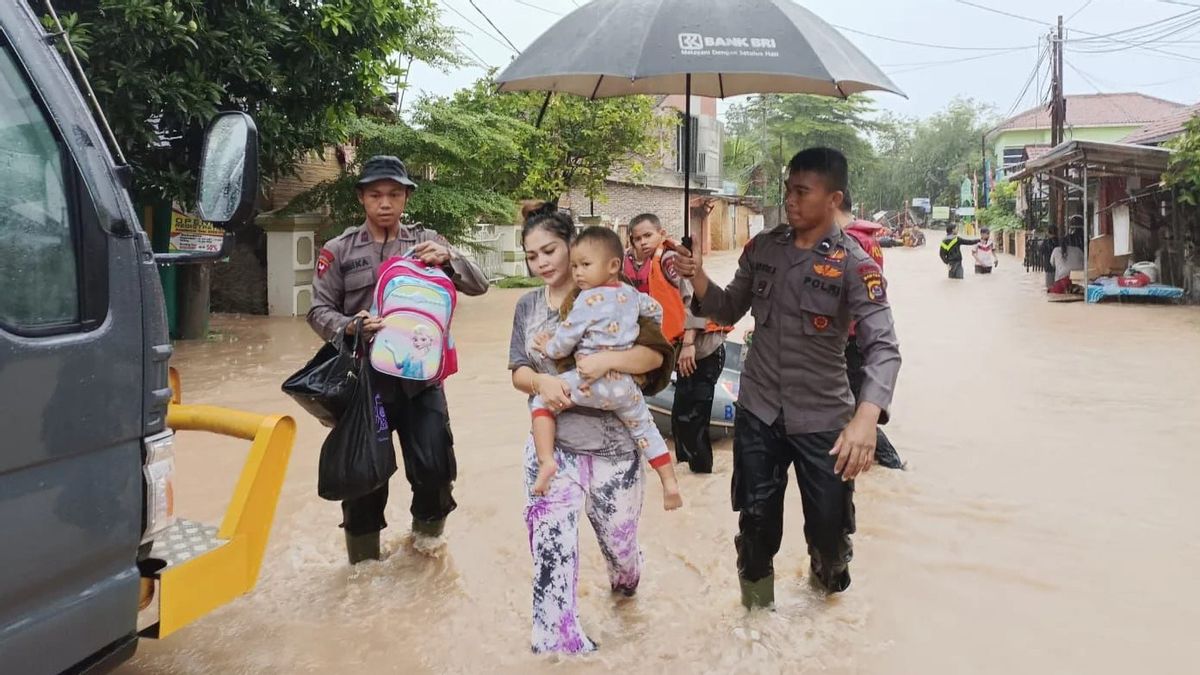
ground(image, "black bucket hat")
xmin=357 ymin=155 xmax=418 ymax=190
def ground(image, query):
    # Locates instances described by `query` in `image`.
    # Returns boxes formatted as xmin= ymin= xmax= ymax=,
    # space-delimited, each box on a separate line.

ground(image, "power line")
xmin=510 ymin=0 xmax=565 ymax=16
xmin=466 ymin=0 xmax=522 ymax=53
xmin=1066 ymin=0 xmax=1094 ymax=23
xmin=1062 ymin=60 xmax=1141 ymax=127
xmin=831 ymin=24 xmax=1030 ymax=51
xmin=453 ymin=34 xmax=492 ymax=69
xmin=882 ymin=45 xmax=1036 ymax=74
xmin=1068 ymin=14 xmax=1200 ymax=55
xmin=1004 ymin=39 xmax=1051 ymax=119
xmin=955 ymin=1 xmax=1052 ymax=28
xmin=1068 ymin=8 xmax=1200 ymax=42
xmin=440 ymin=1 xmax=520 ymax=54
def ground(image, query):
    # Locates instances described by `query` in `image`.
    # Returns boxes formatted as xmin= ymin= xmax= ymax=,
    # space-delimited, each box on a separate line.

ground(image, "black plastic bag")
xmin=282 ymin=319 xmax=362 ymax=427
xmin=317 ymin=355 xmax=397 ymax=501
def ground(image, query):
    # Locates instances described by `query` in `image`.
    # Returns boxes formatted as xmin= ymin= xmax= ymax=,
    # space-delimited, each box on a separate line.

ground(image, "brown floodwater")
xmin=117 ymin=245 xmax=1200 ymax=674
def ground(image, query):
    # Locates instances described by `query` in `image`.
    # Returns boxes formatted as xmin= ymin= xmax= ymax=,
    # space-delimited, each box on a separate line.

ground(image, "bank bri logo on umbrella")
xmin=678 ymin=33 xmax=779 ymax=56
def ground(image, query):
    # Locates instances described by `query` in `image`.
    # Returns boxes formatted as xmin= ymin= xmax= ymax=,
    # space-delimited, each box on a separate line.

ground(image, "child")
xmin=972 ymin=227 xmax=998 ymax=274
xmin=530 ymin=226 xmax=683 ymax=511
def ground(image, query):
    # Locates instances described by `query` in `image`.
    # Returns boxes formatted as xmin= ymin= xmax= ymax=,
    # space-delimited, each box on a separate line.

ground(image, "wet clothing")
xmin=510 ymin=287 xmax=672 ymax=654
xmin=973 ymin=240 xmax=997 ymax=272
xmin=845 ymin=339 xmax=904 ymax=470
xmin=523 ymin=440 xmax=643 ymax=654
xmin=692 ymin=223 xmax=901 ymax=592
xmin=626 ymin=248 xmax=728 ymax=472
xmin=941 ymin=235 xmax=978 ymax=280
xmin=533 ymin=284 xmax=671 ymax=469
xmin=671 ymin=344 xmax=725 ymax=473
xmin=733 ymin=410 xmax=854 ymax=592
xmin=307 ymin=223 xmax=487 ymax=535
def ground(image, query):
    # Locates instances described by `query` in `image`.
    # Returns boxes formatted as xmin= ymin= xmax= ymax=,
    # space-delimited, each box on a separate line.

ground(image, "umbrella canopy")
xmin=495 ymin=0 xmax=903 ymax=99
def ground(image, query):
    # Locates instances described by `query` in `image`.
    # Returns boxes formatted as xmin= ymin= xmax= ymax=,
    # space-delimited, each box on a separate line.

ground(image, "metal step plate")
xmin=149 ymin=519 xmax=227 ymax=569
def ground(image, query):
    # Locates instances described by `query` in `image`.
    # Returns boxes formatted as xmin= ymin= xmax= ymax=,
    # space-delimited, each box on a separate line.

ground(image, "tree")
xmin=290 ymin=76 xmax=666 ymax=242
xmin=723 ymin=94 xmax=881 ymax=206
xmin=1165 ymin=116 xmax=1200 ymax=206
xmin=437 ymin=78 xmax=665 ymax=200
xmin=857 ymin=99 xmax=995 ymax=213
xmin=43 ymin=0 xmax=454 ymax=205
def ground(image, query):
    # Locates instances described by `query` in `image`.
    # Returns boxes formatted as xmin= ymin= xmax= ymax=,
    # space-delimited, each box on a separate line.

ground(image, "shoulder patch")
xmin=316 ymin=248 xmax=335 ymax=278
xmin=858 ymin=263 xmax=886 ymax=303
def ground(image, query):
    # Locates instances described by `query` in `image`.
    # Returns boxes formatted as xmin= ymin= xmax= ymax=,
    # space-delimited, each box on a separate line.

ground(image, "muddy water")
xmin=118 ymin=246 xmax=1200 ymax=674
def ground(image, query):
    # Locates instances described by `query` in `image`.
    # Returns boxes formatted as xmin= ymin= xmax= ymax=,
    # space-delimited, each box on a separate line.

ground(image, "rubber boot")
xmin=739 ymin=575 xmax=775 ymax=609
xmin=345 ymin=531 xmax=381 ymax=565
xmin=411 ymin=517 xmax=445 ymax=538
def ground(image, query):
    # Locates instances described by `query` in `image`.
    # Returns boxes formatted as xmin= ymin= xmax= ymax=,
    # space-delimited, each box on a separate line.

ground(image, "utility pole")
xmin=1050 ymin=15 xmax=1066 ymax=238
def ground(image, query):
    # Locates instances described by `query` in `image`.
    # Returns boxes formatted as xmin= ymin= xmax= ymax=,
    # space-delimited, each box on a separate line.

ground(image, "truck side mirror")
xmin=196 ymin=112 xmax=258 ymax=228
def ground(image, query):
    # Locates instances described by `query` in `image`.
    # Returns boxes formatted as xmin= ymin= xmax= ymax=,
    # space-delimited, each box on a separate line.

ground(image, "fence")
xmin=464 ymin=224 xmax=504 ymax=281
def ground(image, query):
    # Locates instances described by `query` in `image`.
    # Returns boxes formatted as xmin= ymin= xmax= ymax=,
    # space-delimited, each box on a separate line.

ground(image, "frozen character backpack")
xmin=369 ymin=251 xmax=459 ymax=382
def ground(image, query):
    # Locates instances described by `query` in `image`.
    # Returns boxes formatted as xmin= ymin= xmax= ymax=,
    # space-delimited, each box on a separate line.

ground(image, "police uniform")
xmin=692 ymin=223 xmax=901 ymax=600
xmin=308 ymin=222 xmax=488 ymax=539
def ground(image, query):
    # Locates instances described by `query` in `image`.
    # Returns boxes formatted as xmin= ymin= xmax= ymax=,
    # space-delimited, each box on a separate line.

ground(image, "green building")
xmin=986 ymin=93 xmax=1185 ymax=183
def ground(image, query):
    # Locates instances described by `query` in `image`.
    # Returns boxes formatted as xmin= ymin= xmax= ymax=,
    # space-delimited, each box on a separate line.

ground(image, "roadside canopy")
xmin=1009 ymin=140 xmax=1172 ymax=182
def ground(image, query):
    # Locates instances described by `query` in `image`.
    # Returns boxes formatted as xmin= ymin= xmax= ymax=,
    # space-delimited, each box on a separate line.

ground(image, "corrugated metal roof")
xmin=991 ymin=93 xmax=1186 ymax=134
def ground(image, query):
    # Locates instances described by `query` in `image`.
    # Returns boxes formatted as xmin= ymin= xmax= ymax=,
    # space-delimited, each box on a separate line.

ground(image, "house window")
xmin=1002 ymin=147 xmax=1025 ymax=175
xmin=675 ymin=112 xmax=699 ymax=173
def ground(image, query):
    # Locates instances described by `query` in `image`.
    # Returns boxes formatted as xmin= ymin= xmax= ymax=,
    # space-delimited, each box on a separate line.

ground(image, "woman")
xmin=508 ymin=203 xmax=673 ymax=654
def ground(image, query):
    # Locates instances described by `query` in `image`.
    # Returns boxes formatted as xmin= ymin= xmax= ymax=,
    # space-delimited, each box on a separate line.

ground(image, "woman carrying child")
xmin=508 ymin=203 xmax=675 ymax=654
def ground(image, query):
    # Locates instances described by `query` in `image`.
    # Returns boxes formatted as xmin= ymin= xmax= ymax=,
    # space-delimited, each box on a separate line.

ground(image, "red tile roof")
xmin=1121 ymin=103 xmax=1200 ymax=145
xmin=992 ymin=93 xmax=1186 ymax=133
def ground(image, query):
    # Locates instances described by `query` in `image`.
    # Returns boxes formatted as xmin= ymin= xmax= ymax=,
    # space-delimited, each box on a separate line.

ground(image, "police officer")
xmin=675 ymin=148 xmax=901 ymax=608
xmin=308 ymin=155 xmax=489 ymax=564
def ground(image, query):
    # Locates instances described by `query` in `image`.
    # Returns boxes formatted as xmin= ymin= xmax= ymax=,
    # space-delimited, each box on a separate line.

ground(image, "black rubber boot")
xmin=411 ymin=517 xmax=445 ymax=538
xmin=345 ymin=531 xmax=381 ymax=565
xmin=739 ymin=575 xmax=775 ymax=610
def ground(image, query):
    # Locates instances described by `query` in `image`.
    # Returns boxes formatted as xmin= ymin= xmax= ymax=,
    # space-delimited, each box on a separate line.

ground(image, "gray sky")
xmin=406 ymin=0 xmax=1200 ymax=123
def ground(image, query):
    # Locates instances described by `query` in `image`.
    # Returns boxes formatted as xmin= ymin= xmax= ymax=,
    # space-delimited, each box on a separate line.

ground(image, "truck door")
xmin=0 ymin=21 xmax=147 ymax=673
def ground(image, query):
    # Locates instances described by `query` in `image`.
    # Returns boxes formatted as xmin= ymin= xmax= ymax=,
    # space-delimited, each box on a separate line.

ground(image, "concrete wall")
xmin=562 ymin=182 xmax=689 ymax=239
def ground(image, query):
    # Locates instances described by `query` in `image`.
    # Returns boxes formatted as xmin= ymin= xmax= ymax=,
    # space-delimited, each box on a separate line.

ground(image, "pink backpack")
xmin=368 ymin=252 xmax=459 ymax=382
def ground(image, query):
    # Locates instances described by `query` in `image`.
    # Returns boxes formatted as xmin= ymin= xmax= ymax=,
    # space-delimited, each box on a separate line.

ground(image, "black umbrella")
xmin=496 ymin=0 xmax=904 ymax=246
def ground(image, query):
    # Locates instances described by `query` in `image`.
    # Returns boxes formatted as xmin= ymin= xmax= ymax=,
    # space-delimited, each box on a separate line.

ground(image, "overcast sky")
xmin=405 ymin=0 xmax=1200 ymax=123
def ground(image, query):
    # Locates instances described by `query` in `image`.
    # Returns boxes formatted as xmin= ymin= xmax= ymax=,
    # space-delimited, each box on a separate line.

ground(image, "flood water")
xmin=118 ymin=245 xmax=1200 ymax=674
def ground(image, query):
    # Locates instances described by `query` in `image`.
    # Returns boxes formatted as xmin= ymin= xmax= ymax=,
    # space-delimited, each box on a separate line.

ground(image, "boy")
xmin=675 ymin=148 xmax=901 ymax=607
xmin=531 ymin=226 xmax=683 ymax=511
xmin=972 ymin=227 xmax=998 ymax=274
xmin=624 ymin=213 xmax=730 ymax=474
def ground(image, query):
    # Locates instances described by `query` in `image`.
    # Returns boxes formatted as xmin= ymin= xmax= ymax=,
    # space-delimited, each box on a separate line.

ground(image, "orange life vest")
xmin=646 ymin=245 xmax=732 ymax=343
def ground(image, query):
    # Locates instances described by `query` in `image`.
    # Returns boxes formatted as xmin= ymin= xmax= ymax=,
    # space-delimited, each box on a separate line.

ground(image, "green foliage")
xmin=289 ymin=76 xmax=664 ymax=243
xmin=437 ymin=78 xmax=665 ymax=200
xmin=494 ymin=276 xmax=546 ymax=289
xmin=1165 ymin=116 xmax=1200 ymax=206
xmin=856 ymin=98 xmax=996 ymax=213
xmin=41 ymin=0 xmax=454 ymax=205
xmin=979 ymin=180 xmax=1021 ymax=231
xmin=723 ymin=94 xmax=880 ymax=206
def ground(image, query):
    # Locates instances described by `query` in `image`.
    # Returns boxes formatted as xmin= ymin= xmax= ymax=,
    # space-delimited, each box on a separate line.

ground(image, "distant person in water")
xmin=973 ymin=227 xmax=998 ymax=274
xmin=940 ymin=224 xmax=979 ymax=279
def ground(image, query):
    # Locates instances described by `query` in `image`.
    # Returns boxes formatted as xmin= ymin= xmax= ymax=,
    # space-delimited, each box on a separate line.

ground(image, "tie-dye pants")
xmin=523 ymin=438 xmax=644 ymax=654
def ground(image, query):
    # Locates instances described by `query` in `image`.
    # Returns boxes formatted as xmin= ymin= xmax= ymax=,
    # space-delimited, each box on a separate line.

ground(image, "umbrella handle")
xmin=681 ymin=235 xmax=693 ymax=254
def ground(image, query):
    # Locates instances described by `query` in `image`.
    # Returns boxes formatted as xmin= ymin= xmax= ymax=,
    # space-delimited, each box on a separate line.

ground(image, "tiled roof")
xmin=992 ymin=93 xmax=1186 ymax=133
xmin=1121 ymin=103 xmax=1200 ymax=145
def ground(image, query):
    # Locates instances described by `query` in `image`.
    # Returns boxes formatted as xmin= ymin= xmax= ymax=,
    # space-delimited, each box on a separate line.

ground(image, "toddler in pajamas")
xmin=531 ymin=227 xmax=683 ymax=510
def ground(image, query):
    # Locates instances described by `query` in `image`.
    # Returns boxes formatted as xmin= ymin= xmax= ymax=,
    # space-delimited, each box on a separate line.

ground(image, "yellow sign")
xmin=168 ymin=210 xmax=224 ymax=254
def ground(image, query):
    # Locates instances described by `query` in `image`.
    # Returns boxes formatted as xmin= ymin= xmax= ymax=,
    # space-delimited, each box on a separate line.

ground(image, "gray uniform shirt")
xmin=508 ymin=289 xmax=640 ymax=458
xmin=692 ymin=224 xmax=901 ymax=434
xmin=307 ymin=223 xmax=489 ymax=343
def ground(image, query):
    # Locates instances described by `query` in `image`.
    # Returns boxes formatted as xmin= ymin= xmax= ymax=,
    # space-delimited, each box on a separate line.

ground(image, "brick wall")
xmin=561 ymin=181 xmax=689 ymax=239
xmin=267 ymin=146 xmax=354 ymax=211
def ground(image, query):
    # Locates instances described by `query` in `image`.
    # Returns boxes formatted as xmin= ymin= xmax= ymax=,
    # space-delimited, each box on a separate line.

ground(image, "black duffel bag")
xmin=281 ymin=318 xmax=363 ymax=427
